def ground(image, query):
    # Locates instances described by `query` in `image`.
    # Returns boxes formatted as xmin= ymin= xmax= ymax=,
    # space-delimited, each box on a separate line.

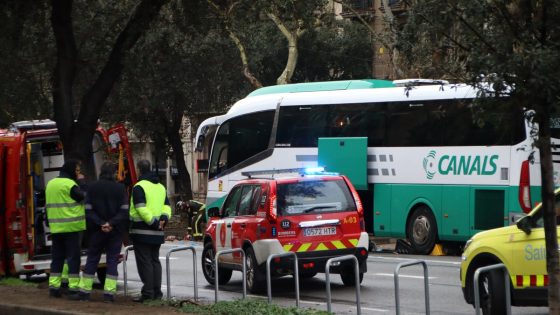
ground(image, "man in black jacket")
xmin=74 ymin=162 xmax=129 ymax=302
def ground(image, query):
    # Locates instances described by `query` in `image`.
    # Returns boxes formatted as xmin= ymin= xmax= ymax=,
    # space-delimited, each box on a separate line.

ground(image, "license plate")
xmin=303 ymin=226 xmax=336 ymax=237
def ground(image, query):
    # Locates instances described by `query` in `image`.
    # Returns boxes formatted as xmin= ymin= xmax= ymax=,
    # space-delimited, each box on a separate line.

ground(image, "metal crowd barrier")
xmin=165 ymin=245 xmax=198 ymax=301
xmin=266 ymin=252 xmax=300 ymax=307
xmin=325 ymin=255 xmax=361 ymax=315
xmin=394 ymin=259 xmax=430 ymax=315
xmin=214 ymin=248 xmax=246 ymax=302
xmin=474 ymin=263 xmax=511 ymax=315
xmin=122 ymin=245 xmax=134 ymax=297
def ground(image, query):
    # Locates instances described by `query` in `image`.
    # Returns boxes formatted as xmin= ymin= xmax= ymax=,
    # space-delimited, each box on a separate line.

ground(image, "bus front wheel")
xmin=407 ymin=206 xmax=437 ymax=255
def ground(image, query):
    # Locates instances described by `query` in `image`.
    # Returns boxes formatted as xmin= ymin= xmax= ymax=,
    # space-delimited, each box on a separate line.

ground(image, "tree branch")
xmin=76 ymin=0 xmax=170 ymax=140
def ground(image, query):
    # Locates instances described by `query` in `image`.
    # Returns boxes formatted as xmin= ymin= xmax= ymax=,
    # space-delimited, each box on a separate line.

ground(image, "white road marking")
xmin=374 ymin=272 xmax=437 ymax=280
xmin=369 ymin=255 xmax=461 ymax=266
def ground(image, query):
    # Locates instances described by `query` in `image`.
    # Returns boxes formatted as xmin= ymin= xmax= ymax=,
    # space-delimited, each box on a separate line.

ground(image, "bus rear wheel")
xmin=407 ymin=206 xmax=437 ymax=255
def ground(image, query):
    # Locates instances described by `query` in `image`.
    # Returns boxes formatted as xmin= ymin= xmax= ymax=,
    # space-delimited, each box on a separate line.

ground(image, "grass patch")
xmin=165 ymin=298 xmax=331 ymax=315
xmin=0 ymin=277 xmax=36 ymax=287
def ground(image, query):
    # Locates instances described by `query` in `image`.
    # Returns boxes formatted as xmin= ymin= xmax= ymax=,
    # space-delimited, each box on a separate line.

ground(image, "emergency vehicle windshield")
xmin=530 ymin=192 xmax=560 ymax=227
xmin=276 ymin=179 xmax=356 ymax=215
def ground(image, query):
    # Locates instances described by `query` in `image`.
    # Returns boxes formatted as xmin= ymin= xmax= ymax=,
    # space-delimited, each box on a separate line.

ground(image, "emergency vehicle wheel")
xmin=245 ymin=247 xmax=265 ymax=293
xmin=202 ymin=243 xmax=232 ymax=285
xmin=340 ymin=268 xmax=364 ymax=286
xmin=407 ymin=206 xmax=437 ymax=255
xmin=478 ymin=269 xmax=507 ymax=315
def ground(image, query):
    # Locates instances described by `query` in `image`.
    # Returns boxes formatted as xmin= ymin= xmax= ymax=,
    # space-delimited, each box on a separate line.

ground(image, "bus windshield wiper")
xmin=303 ymin=206 xmax=335 ymax=213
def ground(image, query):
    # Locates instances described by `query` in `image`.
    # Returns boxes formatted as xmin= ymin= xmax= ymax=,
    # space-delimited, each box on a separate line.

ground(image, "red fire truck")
xmin=0 ymin=120 xmax=136 ymax=277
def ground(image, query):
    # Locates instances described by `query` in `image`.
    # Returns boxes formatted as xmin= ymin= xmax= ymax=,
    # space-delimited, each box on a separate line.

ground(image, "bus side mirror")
xmin=516 ymin=215 xmax=533 ymax=235
xmin=196 ymin=159 xmax=209 ymax=173
xmin=207 ymin=207 xmax=220 ymax=218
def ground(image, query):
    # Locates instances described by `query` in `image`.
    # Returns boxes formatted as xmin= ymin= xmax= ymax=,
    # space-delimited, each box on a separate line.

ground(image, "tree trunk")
xmin=51 ymin=0 xmax=170 ymax=176
xmin=165 ymin=111 xmax=193 ymax=200
xmin=267 ymin=12 xmax=302 ymax=85
xmin=276 ymin=36 xmax=298 ymax=85
xmin=51 ymin=0 xmax=77 ymax=157
xmin=539 ymin=107 xmax=560 ymax=313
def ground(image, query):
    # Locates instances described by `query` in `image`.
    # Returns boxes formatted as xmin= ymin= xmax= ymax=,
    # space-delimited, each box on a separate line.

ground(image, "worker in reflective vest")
xmin=129 ymin=160 xmax=171 ymax=302
xmin=45 ymin=159 xmax=86 ymax=298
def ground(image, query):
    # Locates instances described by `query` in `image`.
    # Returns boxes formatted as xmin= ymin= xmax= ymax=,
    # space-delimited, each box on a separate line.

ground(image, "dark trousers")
xmin=83 ymin=230 xmax=122 ymax=279
xmin=133 ymin=242 xmax=162 ymax=299
xmin=50 ymin=232 xmax=81 ymax=290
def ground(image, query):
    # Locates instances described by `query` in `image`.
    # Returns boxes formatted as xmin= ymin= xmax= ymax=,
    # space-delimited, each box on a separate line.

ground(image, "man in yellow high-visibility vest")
xmin=129 ymin=160 xmax=171 ymax=302
xmin=45 ymin=159 xmax=86 ymax=298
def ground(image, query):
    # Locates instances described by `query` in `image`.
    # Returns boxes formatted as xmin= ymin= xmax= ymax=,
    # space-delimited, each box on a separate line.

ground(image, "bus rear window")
xmin=276 ymin=179 xmax=356 ymax=215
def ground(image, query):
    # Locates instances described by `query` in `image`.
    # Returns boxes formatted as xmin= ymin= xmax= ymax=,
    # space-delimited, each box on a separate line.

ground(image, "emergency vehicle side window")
xmin=223 ymin=186 xmax=242 ymax=217
xmin=249 ymin=186 xmax=262 ymax=215
xmin=534 ymin=194 xmax=560 ymax=227
xmin=238 ymin=185 xmax=255 ymax=216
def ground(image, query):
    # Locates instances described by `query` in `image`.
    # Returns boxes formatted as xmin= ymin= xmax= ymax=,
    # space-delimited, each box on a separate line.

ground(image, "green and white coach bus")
xmin=194 ymin=79 xmax=560 ymax=254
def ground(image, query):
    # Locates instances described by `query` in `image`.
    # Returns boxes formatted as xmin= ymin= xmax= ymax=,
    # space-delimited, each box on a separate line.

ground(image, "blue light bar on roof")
xmin=303 ymin=167 xmax=339 ymax=176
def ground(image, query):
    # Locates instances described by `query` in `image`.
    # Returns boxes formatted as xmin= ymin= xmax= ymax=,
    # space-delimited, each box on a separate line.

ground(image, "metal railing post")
xmin=215 ymin=248 xmax=246 ymax=303
xmin=325 ymin=255 xmax=361 ymax=315
xmin=165 ymin=246 xmax=198 ymax=301
xmin=122 ymin=245 xmax=133 ymax=297
xmin=266 ymin=252 xmax=300 ymax=307
xmin=394 ymin=260 xmax=430 ymax=315
xmin=473 ymin=263 xmax=511 ymax=315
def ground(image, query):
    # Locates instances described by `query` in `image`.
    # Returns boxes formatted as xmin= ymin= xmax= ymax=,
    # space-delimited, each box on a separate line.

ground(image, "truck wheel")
xmin=202 ymin=243 xmax=232 ymax=285
xmin=340 ymin=268 xmax=364 ymax=286
xmin=478 ymin=269 xmax=507 ymax=315
xmin=407 ymin=206 xmax=437 ymax=255
xmin=245 ymin=247 xmax=265 ymax=293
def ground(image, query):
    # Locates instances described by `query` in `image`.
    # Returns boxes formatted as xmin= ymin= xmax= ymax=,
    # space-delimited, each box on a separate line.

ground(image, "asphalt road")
xmin=118 ymin=242 xmax=548 ymax=314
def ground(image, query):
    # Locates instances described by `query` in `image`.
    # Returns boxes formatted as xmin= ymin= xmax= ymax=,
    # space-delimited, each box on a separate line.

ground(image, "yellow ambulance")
xmin=460 ymin=189 xmax=559 ymax=314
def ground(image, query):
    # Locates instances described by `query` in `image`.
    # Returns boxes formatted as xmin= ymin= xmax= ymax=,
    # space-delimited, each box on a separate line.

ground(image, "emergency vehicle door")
xmin=0 ymin=145 xmax=6 ymax=213
xmin=509 ymin=204 xmax=559 ymax=287
xmin=216 ymin=186 xmax=242 ymax=262
xmin=0 ymin=145 xmax=5 ymax=276
xmin=229 ymin=185 xmax=261 ymax=263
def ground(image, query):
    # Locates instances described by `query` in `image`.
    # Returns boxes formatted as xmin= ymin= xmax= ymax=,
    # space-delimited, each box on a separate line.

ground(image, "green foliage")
xmin=0 ymin=1 xmax=53 ymax=127
xmin=0 ymin=277 xmax=36 ymax=287
xmin=175 ymin=298 xmax=331 ymax=315
xmin=295 ymin=19 xmax=372 ymax=81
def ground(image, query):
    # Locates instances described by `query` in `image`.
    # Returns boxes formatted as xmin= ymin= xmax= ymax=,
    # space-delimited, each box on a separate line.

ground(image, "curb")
xmin=0 ymin=303 xmax=91 ymax=315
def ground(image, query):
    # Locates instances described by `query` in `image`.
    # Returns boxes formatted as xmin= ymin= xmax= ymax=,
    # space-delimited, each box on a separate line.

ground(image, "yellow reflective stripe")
xmin=283 ymin=244 xmax=293 ymax=251
xmin=46 ymin=202 xmax=82 ymax=208
xmin=131 ymin=216 xmax=158 ymax=223
xmin=315 ymin=243 xmax=329 ymax=251
xmin=104 ymin=277 xmax=118 ymax=294
xmin=49 ymin=275 xmax=62 ymax=288
xmin=79 ymin=274 xmax=95 ymax=292
xmin=331 ymin=240 xmax=346 ymax=249
xmin=49 ymin=215 xmax=86 ymax=223
xmin=522 ymin=275 xmax=530 ymax=287
xmin=537 ymin=275 xmax=545 ymax=287
xmin=130 ymin=229 xmax=164 ymax=236
xmin=298 ymin=243 xmax=311 ymax=252
xmin=349 ymin=239 xmax=358 ymax=247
